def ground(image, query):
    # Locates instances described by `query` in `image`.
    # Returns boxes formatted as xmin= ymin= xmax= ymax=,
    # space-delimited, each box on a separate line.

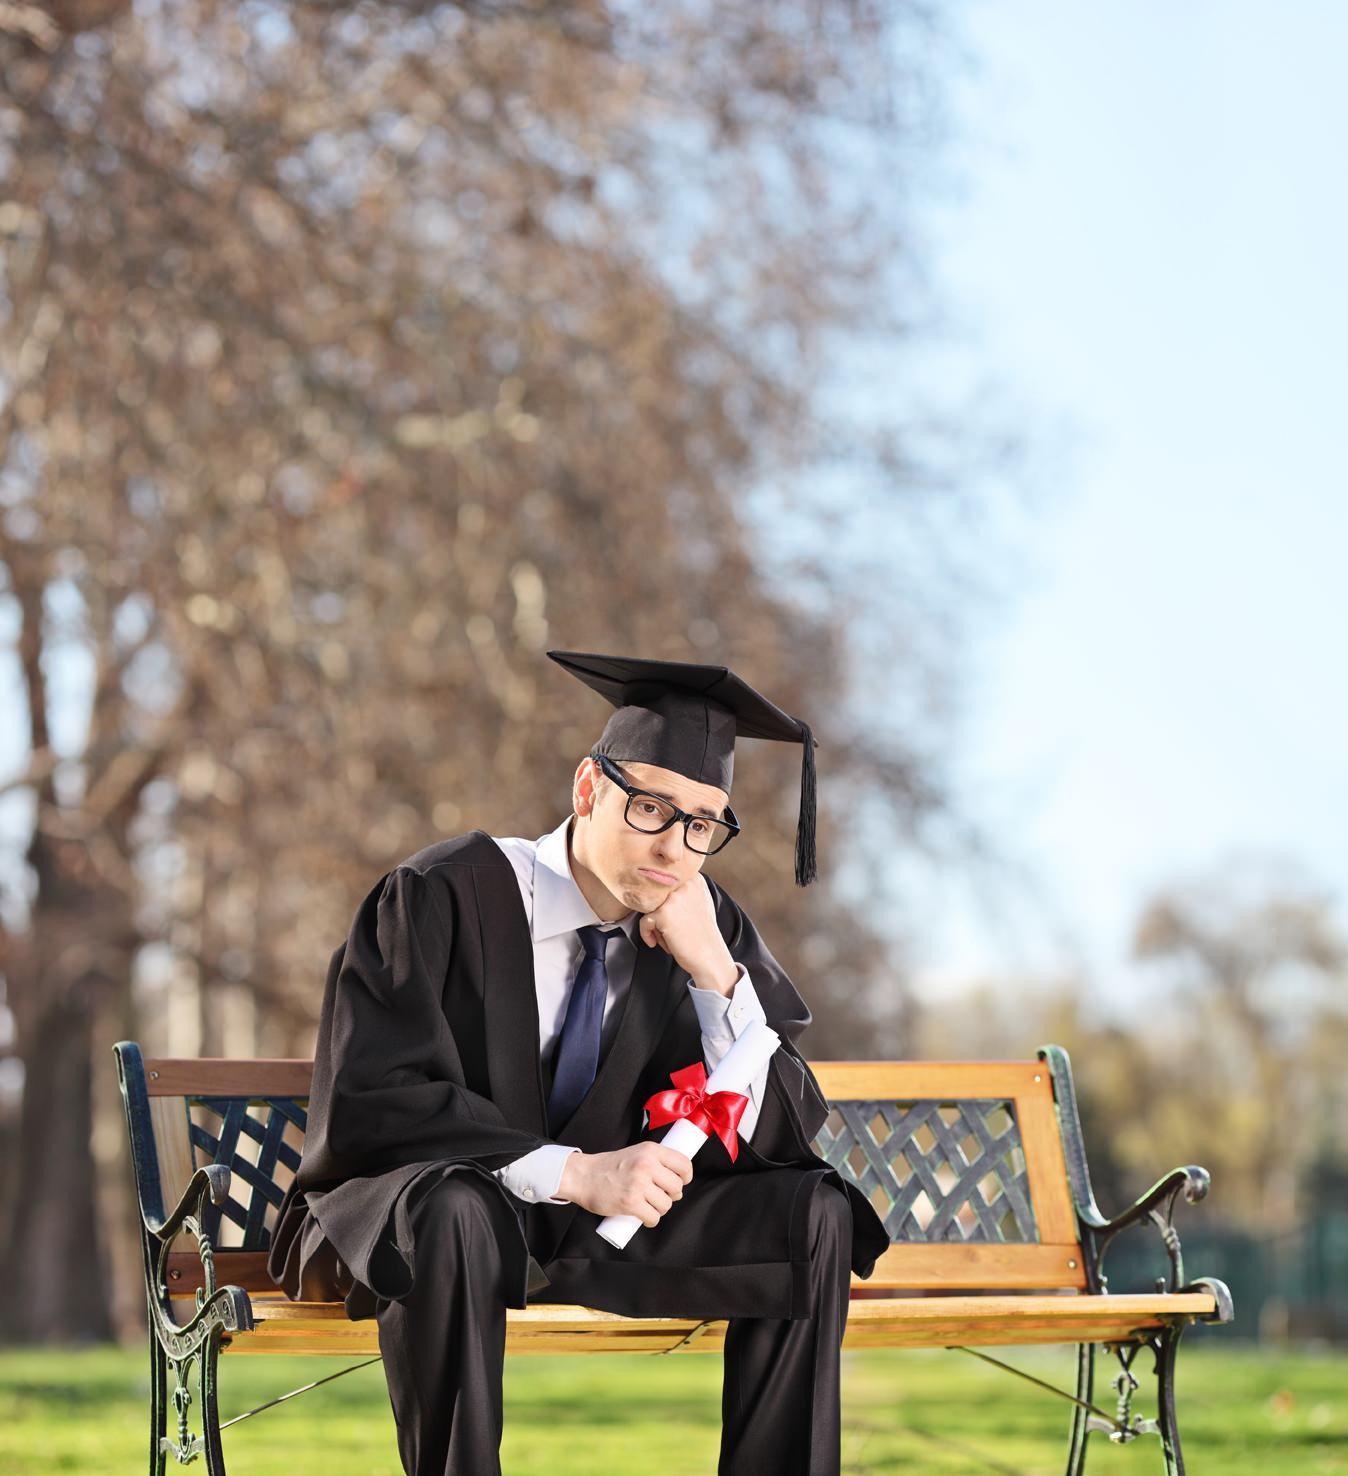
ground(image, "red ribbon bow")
xmin=643 ymin=1063 xmax=749 ymax=1162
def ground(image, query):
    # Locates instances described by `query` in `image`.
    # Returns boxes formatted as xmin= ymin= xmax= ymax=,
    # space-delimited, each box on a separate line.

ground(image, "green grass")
xmin=0 ymin=1342 xmax=1342 ymax=1474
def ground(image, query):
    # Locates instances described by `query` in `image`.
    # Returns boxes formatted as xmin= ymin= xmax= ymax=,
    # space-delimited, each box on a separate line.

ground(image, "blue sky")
xmin=903 ymin=0 xmax=1348 ymax=997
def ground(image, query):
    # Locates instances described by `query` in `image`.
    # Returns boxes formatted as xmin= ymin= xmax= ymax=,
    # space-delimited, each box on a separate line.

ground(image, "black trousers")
xmin=373 ymin=1171 xmax=854 ymax=1476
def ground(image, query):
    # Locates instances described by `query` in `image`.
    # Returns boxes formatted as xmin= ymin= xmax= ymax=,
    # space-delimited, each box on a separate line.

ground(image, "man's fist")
xmin=558 ymin=1141 xmax=694 ymax=1227
xmin=638 ymin=875 xmax=737 ymax=994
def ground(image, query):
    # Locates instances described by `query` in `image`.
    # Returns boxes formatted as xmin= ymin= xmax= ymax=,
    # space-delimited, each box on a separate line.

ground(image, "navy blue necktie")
xmin=546 ymin=925 xmax=617 ymax=1134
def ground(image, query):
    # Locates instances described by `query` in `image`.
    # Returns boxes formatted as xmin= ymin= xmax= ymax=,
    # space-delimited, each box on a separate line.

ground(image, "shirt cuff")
xmin=687 ymin=963 xmax=768 ymax=1045
xmin=492 ymin=1143 xmax=581 ymax=1205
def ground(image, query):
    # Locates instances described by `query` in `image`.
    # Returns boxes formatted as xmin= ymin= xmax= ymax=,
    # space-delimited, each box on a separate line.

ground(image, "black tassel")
xmin=794 ymin=719 xmax=817 ymax=887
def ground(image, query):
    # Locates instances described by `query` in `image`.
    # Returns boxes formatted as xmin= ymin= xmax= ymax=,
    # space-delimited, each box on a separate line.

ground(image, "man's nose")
xmin=653 ymin=823 xmax=686 ymax=863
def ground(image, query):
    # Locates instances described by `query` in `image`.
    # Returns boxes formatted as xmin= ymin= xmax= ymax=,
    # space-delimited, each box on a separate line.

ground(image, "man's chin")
xmin=621 ymin=878 xmax=665 ymax=910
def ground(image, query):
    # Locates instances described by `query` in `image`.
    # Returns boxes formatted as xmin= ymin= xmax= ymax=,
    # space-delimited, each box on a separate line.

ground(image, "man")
xmin=268 ymin=650 xmax=890 ymax=1476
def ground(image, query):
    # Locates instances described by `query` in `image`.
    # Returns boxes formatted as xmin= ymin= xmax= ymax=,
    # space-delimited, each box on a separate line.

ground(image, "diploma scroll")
xmin=595 ymin=1019 xmax=782 ymax=1250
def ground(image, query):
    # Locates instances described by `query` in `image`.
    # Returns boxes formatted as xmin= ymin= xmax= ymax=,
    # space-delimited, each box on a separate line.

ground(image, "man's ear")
xmin=574 ymin=756 xmax=599 ymax=816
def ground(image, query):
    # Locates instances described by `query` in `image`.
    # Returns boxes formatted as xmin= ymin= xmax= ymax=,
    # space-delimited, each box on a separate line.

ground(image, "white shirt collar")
xmin=531 ymin=814 xmax=640 ymax=946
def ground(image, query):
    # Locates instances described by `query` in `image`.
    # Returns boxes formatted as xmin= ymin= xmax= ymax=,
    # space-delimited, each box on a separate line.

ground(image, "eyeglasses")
xmin=594 ymin=753 xmax=740 ymax=856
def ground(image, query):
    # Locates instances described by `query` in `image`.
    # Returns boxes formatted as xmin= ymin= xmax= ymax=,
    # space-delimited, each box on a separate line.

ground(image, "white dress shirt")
xmin=488 ymin=814 xmax=770 ymax=1205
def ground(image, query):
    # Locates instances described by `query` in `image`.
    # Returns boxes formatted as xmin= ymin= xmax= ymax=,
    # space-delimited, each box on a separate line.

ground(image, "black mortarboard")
xmin=547 ymin=649 xmax=819 ymax=886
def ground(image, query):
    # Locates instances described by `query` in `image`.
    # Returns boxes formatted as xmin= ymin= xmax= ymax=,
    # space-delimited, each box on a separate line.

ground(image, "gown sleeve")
xmin=297 ymin=864 xmax=554 ymax=1189
xmin=704 ymin=880 xmax=833 ymax=1162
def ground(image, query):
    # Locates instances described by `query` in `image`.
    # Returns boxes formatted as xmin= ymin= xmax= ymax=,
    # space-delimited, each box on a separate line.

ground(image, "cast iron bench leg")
xmin=156 ymin=1327 xmax=227 ymax=1473
xmin=1155 ymin=1325 xmax=1186 ymax=1476
xmin=149 ymin=1297 xmax=167 ymax=1476
xmin=199 ymin=1327 xmax=227 ymax=1475
xmin=1064 ymin=1340 xmax=1096 ymax=1475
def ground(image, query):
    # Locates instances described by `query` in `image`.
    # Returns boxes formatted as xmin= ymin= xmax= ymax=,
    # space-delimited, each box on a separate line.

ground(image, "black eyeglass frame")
xmin=593 ymin=753 xmax=741 ymax=856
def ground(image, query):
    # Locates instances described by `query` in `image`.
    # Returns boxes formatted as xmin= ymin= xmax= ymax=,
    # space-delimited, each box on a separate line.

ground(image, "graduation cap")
xmin=547 ymin=649 xmax=818 ymax=886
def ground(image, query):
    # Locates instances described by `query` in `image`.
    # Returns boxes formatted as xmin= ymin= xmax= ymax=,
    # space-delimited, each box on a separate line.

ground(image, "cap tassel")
xmin=794 ymin=719 xmax=817 ymax=887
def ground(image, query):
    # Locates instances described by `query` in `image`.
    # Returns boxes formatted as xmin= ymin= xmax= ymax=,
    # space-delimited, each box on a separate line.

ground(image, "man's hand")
xmin=638 ymin=875 xmax=737 ymax=995
xmin=558 ymin=1142 xmax=694 ymax=1226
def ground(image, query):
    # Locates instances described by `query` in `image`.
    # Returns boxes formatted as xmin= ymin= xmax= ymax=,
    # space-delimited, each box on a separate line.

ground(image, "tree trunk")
xmin=0 ymin=976 xmax=115 ymax=1343
xmin=0 ymin=823 xmax=135 ymax=1345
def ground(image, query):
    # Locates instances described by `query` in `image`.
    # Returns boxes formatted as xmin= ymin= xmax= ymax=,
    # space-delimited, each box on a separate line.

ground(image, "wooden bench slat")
xmin=149 ymin=1097 xmax=196 ymax=1217
xmin=166 ymin=1251 xmax=274 ymax=1292
xmin=866 ymin=1242 xmax=1086 ymax=1290
xmin=243 ymin=1292 xmax=1218 ymax=1327
xmin=1015 ymin=1084 xmax=1080 ymax=1246
xmin=843 ymin=1293 xmax=1219 ymax=1324
xmin=167 ymin=1241 xmax=1090 ymax=1298
xmin=811 ymin=1062 xmax=1048 ymax=1099
xmin=215 ymin=1291 xmax=1221 ymax=1357
xmin=142 ymin=1058 xmax=1055 ymax=1102
xmin=143 ymin=1059 xmax=314 ymax=1098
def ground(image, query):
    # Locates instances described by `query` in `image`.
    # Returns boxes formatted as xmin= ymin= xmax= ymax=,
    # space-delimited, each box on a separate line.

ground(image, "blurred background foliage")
xmin=0 ymin=0 xmax=1343 ymax=1351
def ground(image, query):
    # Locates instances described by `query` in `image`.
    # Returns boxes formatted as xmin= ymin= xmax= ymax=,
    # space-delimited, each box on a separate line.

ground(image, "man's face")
xmin=571 ymin=756 xmax=730 ymax=914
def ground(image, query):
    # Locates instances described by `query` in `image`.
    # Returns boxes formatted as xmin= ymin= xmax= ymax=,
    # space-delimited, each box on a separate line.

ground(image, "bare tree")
xmin=0 ymin=0 xmax=994 ymax=1339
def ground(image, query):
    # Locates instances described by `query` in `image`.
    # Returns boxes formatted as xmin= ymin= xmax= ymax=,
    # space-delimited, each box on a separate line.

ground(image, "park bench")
xmin=113 ymin=1041 xmax=1232 ymax=1475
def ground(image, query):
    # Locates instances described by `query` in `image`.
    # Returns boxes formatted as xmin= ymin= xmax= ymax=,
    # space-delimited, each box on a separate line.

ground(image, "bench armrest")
xmin=142 ymin=1163 xmax=255 ymax=1346
xmin=1078 ymin=1164 xmax=1209 ymax=1237
xmin=1080 ymin=1165 xmax=1210 ymax=1293
xmin=143 ymin=1163 xmax=232 ymax=1241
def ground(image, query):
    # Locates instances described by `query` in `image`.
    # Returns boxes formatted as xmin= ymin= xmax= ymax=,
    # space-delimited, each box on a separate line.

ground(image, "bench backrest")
xmin=114 ymin=1045 xmax=1089 ymax=1295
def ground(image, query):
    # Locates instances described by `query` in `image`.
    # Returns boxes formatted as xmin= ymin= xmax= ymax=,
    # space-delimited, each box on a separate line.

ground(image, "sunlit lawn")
xmin=0 ymin=1341 xmax=1343 ymax=1474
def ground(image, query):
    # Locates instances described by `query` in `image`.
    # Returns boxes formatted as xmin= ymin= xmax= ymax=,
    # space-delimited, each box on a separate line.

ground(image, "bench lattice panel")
xmin=811 ymin=1099 xmax=1036 ymax=1242
xmin=187 ymin=1096 xmax=308 ymax=1250
xmin=174 ymin=1093 xmax=1035 ymax=1251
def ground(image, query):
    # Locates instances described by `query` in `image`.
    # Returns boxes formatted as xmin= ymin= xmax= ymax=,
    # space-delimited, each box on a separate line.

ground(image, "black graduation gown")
xmin=266 ymin=830 xmax=889 ymax=1322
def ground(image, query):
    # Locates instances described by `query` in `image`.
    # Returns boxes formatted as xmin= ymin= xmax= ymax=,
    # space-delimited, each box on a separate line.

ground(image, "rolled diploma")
xmin=595 ymin=1018 xmax=782 ymax=1250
